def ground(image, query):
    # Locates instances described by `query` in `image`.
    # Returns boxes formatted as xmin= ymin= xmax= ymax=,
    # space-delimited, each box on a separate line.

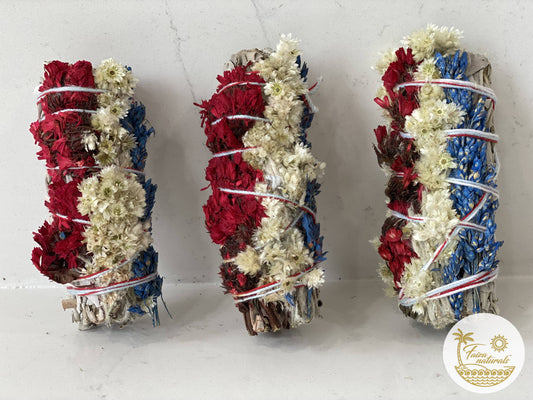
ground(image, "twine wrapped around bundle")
xmin=373 ymin=25 xmax=502 ymax=327
xmin=30 ymin=59 xmax=163 ymax=329
xmin=197 ymin=35 xmax=326 ymax=335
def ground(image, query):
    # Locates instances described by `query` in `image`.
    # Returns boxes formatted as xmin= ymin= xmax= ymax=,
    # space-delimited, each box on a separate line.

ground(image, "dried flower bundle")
xmin=30 ymin=59 xmax=162 ymax=329
xmin=197 ymin=35 xmax=326 ymax=335
xmin=373 ymin=25 xmax=501 ymax=327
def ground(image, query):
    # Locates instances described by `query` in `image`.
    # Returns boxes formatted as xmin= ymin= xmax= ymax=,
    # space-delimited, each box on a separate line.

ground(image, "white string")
xmin=459 ymin=221 xmax=488 ymax=233
xmin=215 ymin=79 xmax=320 ymax=117
xmin=47 ymin=165 xmax=145 ymax=176
xmin=444 ymin=129 xmax=499 ymax=142
xmin=396 ymin=79 xmax=497 ymax=102
xmin=391 ymin=210 xmax=487 ymax=233
xmin=36 ymin=86 xmax=106 ymax=100
xmin=39 ymin=108 xmax=97 ymax=122
xmin=447 ymin=178 xmax=499 ymax=197
xmin=211 ymin=115 xmax=270 ymax=126
xmin=399 ymin=131 xmax=414 ymax=139
xmin=394 ymin=173 xmax=498 ymax=198
xmin=219 ymin=187 xmax=317 ymax=221
xmin=390 ymin=210 xmax=423 ymax=222
xmin=400 ymin=129 xmax=499 ymax=142
xmin=53 ymin=212 xmax=91 ymax=225
xmin=216 ymin=81 xmax=265 ymax=94
xmin=235 ymin=286 xmax=287 ymax=303
xmin=211 ymin=148 xmax=257 ymax=158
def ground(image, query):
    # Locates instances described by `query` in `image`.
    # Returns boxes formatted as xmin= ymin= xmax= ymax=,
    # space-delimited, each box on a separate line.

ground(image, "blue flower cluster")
xmin=121 ymin=102 xmax=158 ymax=222
xmin=296 ymin=55 xmax=309 ymax=82
xmin=296 ymin=55 xmax=314 ymax=145
xmin=122 ymin=102 xmax=163 ymax=326
xmin=296 ymin=60 xmax=326 ymax=267
xmin=142 ymin=178 xmax=157 ymax=222
xmin=301 ymin=180 xmax=326 ymax=263
xmin=436 ymin=51 xmax=502 ymax=318
xmin=121 ymin=102 xmax=155 ymax=171
xmin=128 ymin=246 xmax=164 ymax=325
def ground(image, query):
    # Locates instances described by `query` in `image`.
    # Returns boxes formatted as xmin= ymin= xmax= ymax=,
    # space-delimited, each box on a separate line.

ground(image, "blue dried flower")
xmin=121 ymin=102 xmax=155 ymax=170
xmin=436 ymin=50 xmax=502 ymax=318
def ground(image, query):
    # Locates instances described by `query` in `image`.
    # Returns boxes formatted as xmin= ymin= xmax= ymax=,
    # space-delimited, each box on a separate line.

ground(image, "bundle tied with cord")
xmin=197 ymin=35 xmax=326 ymax=335
xmin=30 ymin=59 xmax=163 ymax=329
xmin=373 ymin=25 xmax=502 ymax=327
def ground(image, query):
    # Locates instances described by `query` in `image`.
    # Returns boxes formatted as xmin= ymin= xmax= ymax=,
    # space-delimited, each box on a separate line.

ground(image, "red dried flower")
xmin=32 ymin=218 xmax=85 ymax=283
xmin=198 ymin=66 xmax=267 ymax=294
xmin=374 ymin=47 xmax=423 ymax=285
xmin=30 ymin=61 xmax=98 ymax=283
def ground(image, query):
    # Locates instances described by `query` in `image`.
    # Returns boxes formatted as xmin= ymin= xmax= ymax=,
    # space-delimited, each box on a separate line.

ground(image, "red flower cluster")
xmin=39 ymin=60 xmax=97 ymax=114
xmin=32 ymin=219 xmax=86 ymax=284
xmin=374 ymin=48 xmax=422 ymax=288
xmin=381 ymin=48 xmax=417 ymax=93
xmin=197 ymin=65 xmax=267 ymax=297
xmin=378 ymin=221 xmax=418 ymax=286
xmin=29 ymin=112 xmax=97 ymax=172
xmin=204 ymin=156 xmax=265 ymax=246
xmin=197 ymin=66 xmax=265 ymax=153
xmin=44 ymin=173 xmax=86 ymax=223
xmin=30 ymin=61 xmax=98 ymax=283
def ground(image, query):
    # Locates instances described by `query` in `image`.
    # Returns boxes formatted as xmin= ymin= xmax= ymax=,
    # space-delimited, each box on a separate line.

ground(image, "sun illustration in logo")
xmin=491 ymin=335 xmax=508 ymax=352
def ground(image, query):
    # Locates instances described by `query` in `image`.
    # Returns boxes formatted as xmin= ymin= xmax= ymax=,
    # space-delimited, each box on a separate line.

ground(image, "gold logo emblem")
xmin=452 ymin=328 xmax=514 ymax=387
xmin=443 ymin=314 xmax=524 ymax=393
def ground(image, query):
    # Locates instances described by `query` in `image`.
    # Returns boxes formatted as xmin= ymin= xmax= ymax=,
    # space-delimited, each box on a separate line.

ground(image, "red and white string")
xmin=399 ymin=267 xmax=499 ymax=307
xmin=66 ymin=272 xmax=158 ymax=297
xmin=233 ymin=263 xmax=322 ymax=303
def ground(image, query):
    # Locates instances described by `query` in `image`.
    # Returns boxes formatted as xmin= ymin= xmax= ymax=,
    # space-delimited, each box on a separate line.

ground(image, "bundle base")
xmin=240 ymin=287 xmax=321 ymax=336
xmin=64 ymin=291 xmax=146 ymax=330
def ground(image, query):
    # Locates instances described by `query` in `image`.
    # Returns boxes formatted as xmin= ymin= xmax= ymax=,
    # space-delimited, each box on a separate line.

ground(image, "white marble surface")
xmin=1 ymin=0 xmax=533 ymax=286
xmin=0 ymin=277 xmax=531 ymax=399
